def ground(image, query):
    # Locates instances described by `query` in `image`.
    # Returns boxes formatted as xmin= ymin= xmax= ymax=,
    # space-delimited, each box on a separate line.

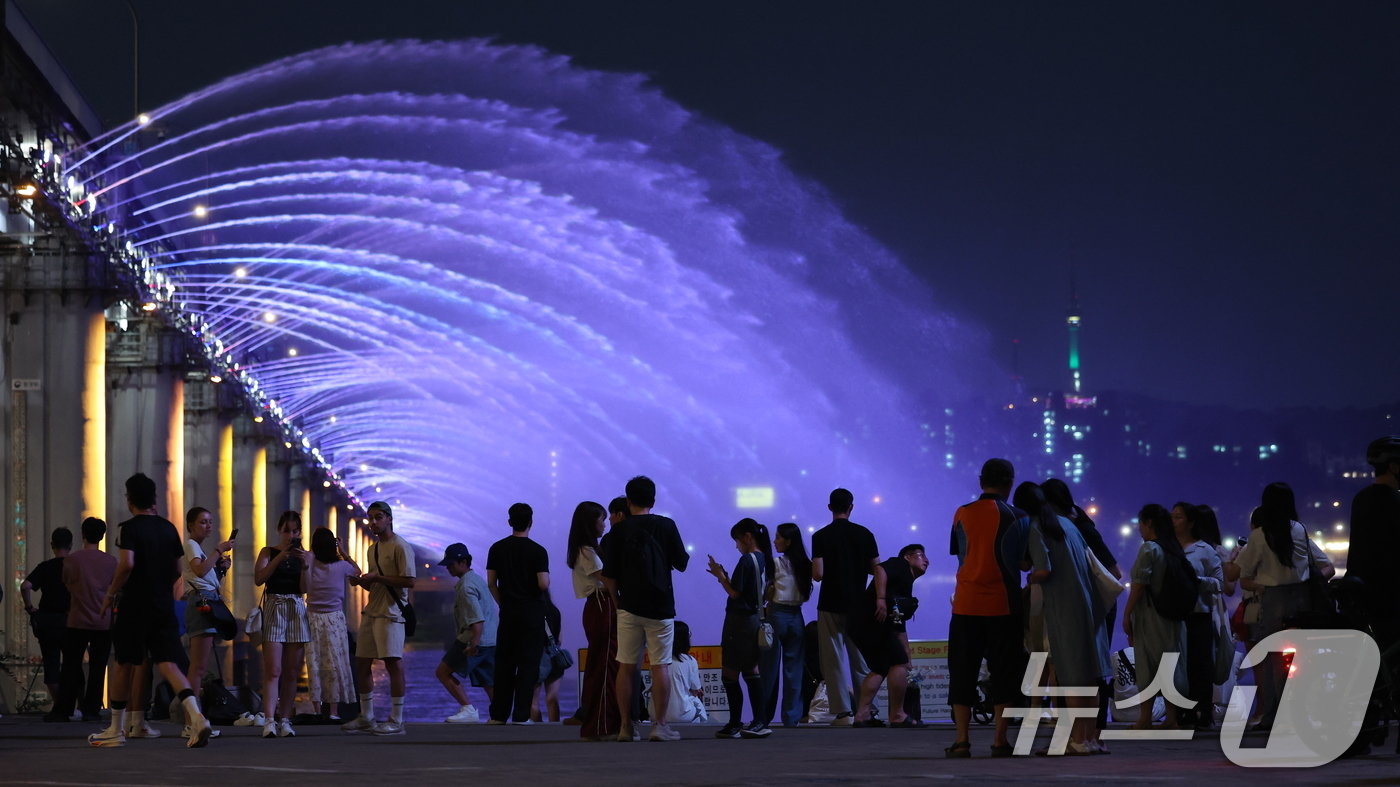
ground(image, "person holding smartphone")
xmin=181 ymin=507 xmax=234 ymax=739
xmin=254 ymin=511 xmax=311 ymax=738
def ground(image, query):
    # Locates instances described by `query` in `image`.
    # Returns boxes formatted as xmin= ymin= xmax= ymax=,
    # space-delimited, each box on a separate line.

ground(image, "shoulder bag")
xmin=753 ymin=553 xmax=774 ymax=650
xmin=373 ymin=544 xmax=417 ymax=638
xmin=244 ymin=587 xmax=265 ymax=635
xmin=1085 ymin=547 xmax=1125 ymax=608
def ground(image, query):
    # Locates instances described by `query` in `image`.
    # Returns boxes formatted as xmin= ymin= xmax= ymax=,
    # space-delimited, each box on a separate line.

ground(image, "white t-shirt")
xmin=649 ymin=653 xmax=708 ymax=724
xmin=772 ymin=554 xmax=804 ymax=605
xmin=571 ymin=545 xmax=605 ymax=599
xmin=182 ymin=539 xmax=219 ymax=595
xmin=1236 ymin=521 xmax=1331 ymax=587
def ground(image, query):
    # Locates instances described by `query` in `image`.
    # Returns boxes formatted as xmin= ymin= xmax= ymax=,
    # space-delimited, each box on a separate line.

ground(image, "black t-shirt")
xmin=726 ymin=552 xmax=765 ymax=616
xmin=811 ymin=519 xmax=879 ymax=615
xmin=26 ymin=557 xmax=70 ymax=614
xmin=115 ymin=514 xmax=183 ymax=607
xmin=599 ymin=513 xmax=690 ymax=620
xmin=486 ymin=535 xmax=549 ymax=609
xmin=1349 ymin=483 xmax=1400 ymax=617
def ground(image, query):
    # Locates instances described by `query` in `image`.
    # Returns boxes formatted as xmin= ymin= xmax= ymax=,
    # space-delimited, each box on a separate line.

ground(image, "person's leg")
xmin=384 ymin=657 xmax=406 ymax=723
xmin=491 ymin=615 xmax=519 ymax=722
xmin=437 ymin=660 xmax=471 ymax=706
xmin=83 ymin=630 xmax=112 ymax=718
xmin=262 ymin=641 xmax=284 ymax=728
xmin=888 ymin=664 xmax=910 ymax=724
xmin=946 ymin=614 xmax=975 ymax=745
xmin=855 ymin=671 xmax=885 ymax=722
xmin=776 ymin=609 xmax=804 ymax=725
xmin=840 ymin=613 xmax=872 ymax=716
xmin=545 ymin=677 xmax=561 ymax=722
xmin=720 ymin=666 xmax=744 ymax=728
xmin=1185 ymin=613 xmax=1213 ymax=727
xmin=52 ymin=628 xmax=87 ymax=719
xmin=614 ymin=610 xmax=643 ymax=733
xmin=816 ymin=611 xmax=852 ymax=716
xmin=743 ymin=663 xmax=766 ymax=729
xmin=36 ymin=619 xmax=64 ymax=699
xmin=186 ymin=634 xmax=213 ymax=703
xmin=758 ymin=631 xmax=780 ymax=723
xmin=280 ymin=643 xmax=305 ymax=720
xmin=646 ymin=619 xmax=675 ymax=726
xmin=512 ymin=614 xmax=545 ymax=722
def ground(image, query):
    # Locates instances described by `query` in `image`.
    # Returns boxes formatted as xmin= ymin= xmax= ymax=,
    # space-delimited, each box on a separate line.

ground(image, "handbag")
xmin=373 ymin=544 xmax=416 ymax=637
xmin=1085 ymin=547 xmax=1125 ymax=608
xmin=753 ymin=553 xmax=775 ymax=650
xmin=208 ymin=596 xmax=238 ymax=641
xmin=244 ymin=589 xmax=264 ymax=635
xmin=546 ymin=635 xmax=574 ymax=673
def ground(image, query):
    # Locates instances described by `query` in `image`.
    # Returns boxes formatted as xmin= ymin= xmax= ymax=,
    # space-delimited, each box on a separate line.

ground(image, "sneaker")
xmin=371 ymin=720 xmax=406 ymax=736
xmin=829 ymin=713 xmax=854 ymax=727
xmin=616 ymin=722 xmax=640 ymax=742
xmin=740 ymin=721 xmax=772 ymax=739
xmin=125 ymin=719 xmax=161 ymax=738
xmin=262 ymin=721 xmax=278 ymax=738
xmin=649 ymin=722 xmax=681 ymax=742
xmin=185 ymin=717 xmax=214 ymax=748
xmin=340 ymin=715 xmax=373 ymax=733
xmin=234 ymin=712 xmax=264 ymax=727
xmin=87 ymin=729 xmax=126 ymax=748
xmin=510 ymin=719 xmax=535 ymax=726
xmin=445 ymin=706 xmax=480 ymax=723
xmin=715 ymin=722 xmax=743 ymax=739
xmin=181 ymin=724 xmax=222 ymax=739
xmin=278 ymin=718 xmax=296 ymax=738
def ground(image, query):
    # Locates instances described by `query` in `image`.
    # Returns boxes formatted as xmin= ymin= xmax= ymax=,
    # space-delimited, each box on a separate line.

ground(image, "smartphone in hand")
xmin=229 ymin=528 xmax=240 ymax=540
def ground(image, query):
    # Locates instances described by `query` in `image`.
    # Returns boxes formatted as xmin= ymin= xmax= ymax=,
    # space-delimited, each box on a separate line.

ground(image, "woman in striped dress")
xmin=255 ymin=511 xmax=311 ymax=739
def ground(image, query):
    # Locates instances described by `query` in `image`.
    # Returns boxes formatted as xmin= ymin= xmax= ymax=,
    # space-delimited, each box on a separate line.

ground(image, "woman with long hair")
xmin=761 ymin=523 xmax=812 ymax=728
xmin=254 ymin=510 xmax=311 ymax=738
xmin=706 ymin=518 xmax=773 ymax=738
xmin=1122 ymin=503 xmax=1188 ymax=729
xmin=1019 ymin=483 xmax=1110 ymax=753
xmin=566 ymin=500 xmax=618 ymax=740
xmin=1171 ymin=502 xmax=1223 ymax=730
xmin=1232 ymin=482 xmax=1334 ymax=730
xmin=304 ymin=527 xmax=360 ymax=721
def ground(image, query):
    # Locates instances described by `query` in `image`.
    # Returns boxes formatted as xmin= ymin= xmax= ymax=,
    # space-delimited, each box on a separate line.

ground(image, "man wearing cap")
xmin=436 ymin=542 xmax=498 ymax=723
xmin=810 ymin=488 xmax=879 ymax=726
xmin=485 ymin=503 xmax=550 ymax=724
xmin=342 ymin=501 xmax=416 ymax=736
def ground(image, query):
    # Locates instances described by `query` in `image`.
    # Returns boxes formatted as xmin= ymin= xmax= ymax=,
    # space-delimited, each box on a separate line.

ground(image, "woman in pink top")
xmin=304 ymin=527 xmax=361 ymax=721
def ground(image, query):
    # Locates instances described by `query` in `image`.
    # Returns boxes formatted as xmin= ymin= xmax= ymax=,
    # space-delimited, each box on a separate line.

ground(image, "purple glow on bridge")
xmin=70 ymin=40 xmax=1006 ymax=636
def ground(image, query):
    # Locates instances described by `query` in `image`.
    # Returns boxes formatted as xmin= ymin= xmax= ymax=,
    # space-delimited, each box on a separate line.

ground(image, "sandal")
xmin=853 ymin=718 xmax=886 ymax=728
xmin=945 ymin=740 xmax=972 ymax=758
xmin=891 ymin=719 xmax=925 ymax=728
xmin=990 ymin=743 xmax=1014 ymax=757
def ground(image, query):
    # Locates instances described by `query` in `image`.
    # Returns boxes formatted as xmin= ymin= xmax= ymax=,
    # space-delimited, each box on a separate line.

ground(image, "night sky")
xmin=17 ymin=0 xmax=1400 ymax=408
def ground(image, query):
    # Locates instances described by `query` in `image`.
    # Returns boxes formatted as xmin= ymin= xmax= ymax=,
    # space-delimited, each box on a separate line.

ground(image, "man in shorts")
xmin=436 ymin=542 xmax=497 ymax=722
xmin=600 ymin=476 xmax=689 ymax=742
xmin=342 ymin=501 xmax=416 ymax=736
xmin=89 ymin=473 xmax=213 ymax=748
xmin=851 ymin=544 xmax=929 ymax=727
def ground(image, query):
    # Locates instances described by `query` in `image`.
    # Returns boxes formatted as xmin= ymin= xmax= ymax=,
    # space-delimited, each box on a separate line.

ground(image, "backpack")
xmin=202 ymin=678 xmax=249 ymax=725
xmin=621 ymin=519 xmax=671 ymax=600
xmin=1150 ymin=544 xmax=1199 ymax=621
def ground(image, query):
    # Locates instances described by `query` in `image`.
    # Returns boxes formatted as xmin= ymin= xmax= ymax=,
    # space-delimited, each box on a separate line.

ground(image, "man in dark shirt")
xmin=485 ymin=502 xmax=550 ymax=724
xmin=851 ymin=544 xmax=929 ymax=727
xmin=1350 ymin=437 xmax=1400 ymax=647
xmin=89 ymin=474 xmax=213 ymax=748
xmin=599 ymin=475 xmax=689 ymax=742
xmin=810 ymin=487 xmax=878 ymax=725
xmin=22 ymin=527 xmax=73 ymax=704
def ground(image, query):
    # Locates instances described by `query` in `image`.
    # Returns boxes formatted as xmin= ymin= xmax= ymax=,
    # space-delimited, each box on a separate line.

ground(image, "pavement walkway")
xmin=1 ymin=714 xmax=1396 ymax=785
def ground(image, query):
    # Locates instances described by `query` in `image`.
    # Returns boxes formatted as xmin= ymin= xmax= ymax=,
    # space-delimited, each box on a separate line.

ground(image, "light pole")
xmin=122 ymin=0 xmax=139 ymax=119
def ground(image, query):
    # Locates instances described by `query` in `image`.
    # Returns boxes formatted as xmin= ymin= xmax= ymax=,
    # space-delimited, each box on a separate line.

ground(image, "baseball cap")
xmin=367 ymin=500 xmax=392 ymax=518
xmin=439 ymin=542 xmax=471 ymax=566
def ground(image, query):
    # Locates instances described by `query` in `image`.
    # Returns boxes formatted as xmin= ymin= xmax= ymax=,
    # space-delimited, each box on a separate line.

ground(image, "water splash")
xmin=71 ymin=41 xmax=1005 ymax=614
